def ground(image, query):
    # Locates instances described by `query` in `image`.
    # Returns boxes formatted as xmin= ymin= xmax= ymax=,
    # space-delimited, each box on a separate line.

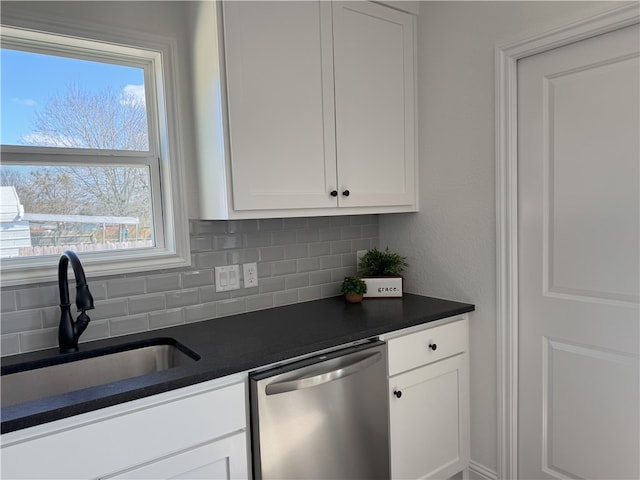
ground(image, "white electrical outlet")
xmin=356 ymin=250 xmax=368 ymax=271
xmin=243 ymin=262 xmax=258 ymax=288
xmin=215 ymin=265 xmax=241 ymax=292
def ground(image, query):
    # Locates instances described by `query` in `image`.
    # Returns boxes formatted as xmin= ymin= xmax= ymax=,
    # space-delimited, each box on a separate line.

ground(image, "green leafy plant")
xmin=340 ymin=276 xmax=368 ymax=295
xmin=358 ymin=247 xmax=408 ymax=277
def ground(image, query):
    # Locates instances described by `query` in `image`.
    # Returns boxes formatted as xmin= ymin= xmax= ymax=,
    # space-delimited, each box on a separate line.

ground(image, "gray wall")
xmin=379 ymin=1 xmax=628 ymax=476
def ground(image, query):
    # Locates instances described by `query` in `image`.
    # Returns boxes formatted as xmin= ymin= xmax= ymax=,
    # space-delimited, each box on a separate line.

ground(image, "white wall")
xmin=379 ymin=1 xmax=629 ymax=475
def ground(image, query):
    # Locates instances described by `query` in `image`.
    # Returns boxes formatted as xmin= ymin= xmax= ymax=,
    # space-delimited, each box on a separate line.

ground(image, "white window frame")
xmin=0 ymin=9 xmax=191 ymax=286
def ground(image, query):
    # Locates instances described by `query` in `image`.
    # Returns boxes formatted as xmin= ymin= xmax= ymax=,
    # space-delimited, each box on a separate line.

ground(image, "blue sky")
xmin=1 ymin=48 xmax=144 ymax=145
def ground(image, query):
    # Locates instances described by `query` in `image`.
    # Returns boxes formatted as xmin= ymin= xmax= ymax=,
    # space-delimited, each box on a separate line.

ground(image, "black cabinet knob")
xmin=330 ymin=190 xmax=338 ymax=197
xmin=428 ymin=343 xmax=437 ymax=351
xmin=342 ymin=190 xmax=350 ymax=197
xmin=393 ymin=390 xmax=402 ymax=398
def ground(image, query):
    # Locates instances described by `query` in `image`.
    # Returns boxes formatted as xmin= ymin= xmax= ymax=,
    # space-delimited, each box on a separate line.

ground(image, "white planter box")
xmin=363 ymin=277 xmax=403 ymax=297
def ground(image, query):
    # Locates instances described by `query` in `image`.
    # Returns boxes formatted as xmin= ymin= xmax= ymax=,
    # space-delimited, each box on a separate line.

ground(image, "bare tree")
xmin=20 ymin=83 xmax=148 ymax=150
xmin=15 ymin=83 xmax=152 ymax=242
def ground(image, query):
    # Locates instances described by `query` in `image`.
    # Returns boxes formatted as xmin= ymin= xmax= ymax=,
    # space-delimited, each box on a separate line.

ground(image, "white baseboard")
xmin=468 ymin=460 xmax=498 ymax=480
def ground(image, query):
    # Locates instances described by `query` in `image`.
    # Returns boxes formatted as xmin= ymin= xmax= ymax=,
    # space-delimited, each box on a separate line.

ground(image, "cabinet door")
xmin=110 ymin=431 xmax=248 ymax=480
xmin=389 ymin=354 xmax=470 ymax=480
xmin=332 ymin=1 xmax=416 ymax=208
xmin=223 ymin=1 xmax=337 ymax=210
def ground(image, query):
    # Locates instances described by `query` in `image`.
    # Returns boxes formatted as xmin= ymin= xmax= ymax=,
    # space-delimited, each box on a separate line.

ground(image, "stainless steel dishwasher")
xmin=250 ymin=340 xmax=390 ymax=480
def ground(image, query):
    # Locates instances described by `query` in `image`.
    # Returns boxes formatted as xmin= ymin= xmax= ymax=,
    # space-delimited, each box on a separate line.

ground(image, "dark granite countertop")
xmin=1 ymin=294 xmax=474 ymax=434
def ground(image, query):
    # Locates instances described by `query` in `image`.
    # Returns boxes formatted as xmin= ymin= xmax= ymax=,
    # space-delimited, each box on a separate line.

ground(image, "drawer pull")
xmin=428 ymin=343 xmax=437 ymax=351
xmin=393 ymin=390 xmax=402 ymax=398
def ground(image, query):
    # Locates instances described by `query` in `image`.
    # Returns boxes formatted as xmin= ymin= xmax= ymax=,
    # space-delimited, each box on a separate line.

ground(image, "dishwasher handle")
xmin=265 ymin=351 xmax=382 ymax=395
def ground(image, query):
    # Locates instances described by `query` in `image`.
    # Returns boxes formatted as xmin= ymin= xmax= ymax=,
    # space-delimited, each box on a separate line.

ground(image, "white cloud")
xmin=12 ymin=98 xmax=37 ymax=107
xmin=121 ymin=84 xmax=146 ymax=106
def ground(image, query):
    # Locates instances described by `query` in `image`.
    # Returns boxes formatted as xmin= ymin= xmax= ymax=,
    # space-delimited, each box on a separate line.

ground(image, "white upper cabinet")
xmin=190 ymin=1 xmax=417 ymax=219
xmin=332 ymin=1 xmax=415 ymax=209
xmin=223 ymin=1 xmax=337 ymax=211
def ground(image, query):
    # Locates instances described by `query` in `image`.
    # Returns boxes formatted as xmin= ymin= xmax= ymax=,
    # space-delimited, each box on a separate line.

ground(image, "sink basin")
xmin=1 ymin=338 xmax=200 ymax=408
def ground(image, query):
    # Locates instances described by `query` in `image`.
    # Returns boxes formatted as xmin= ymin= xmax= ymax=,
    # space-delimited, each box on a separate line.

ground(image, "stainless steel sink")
xmin=1 ymin=339 xmax=199 ymax=408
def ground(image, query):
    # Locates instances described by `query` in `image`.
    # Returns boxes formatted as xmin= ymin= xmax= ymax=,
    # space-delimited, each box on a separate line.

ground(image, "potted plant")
xmin=358 ymin=247 xmax=408 ymax=297
xmin=340 ymin=276 xmax=368 ymax=303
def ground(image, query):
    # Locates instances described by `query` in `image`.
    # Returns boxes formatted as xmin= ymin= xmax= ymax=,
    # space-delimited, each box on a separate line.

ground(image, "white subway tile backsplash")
xmin=297 ymin=257 xmax=320 ymax=273
xmin=309 ymin=270 xmax=332 ymax=286
xmin=147 ymin=273 xmax=181 ymax=293
xmin=190 ymin=235 xmax=214 ymax=252
xmin=195 ymin=251 xmax=228 ymax=269
xmin=299 ymin=285 xmax=322 ymax=302
xmin=107 ymin=277 xmax=146 ymax=298
xmin=129 ymin=294 xmax=166 ymax=315
xmin=184 ymin=302 xmax=216 ymax=323
xmin=166 ymin=289 xmax=199 ymax=309
xmin=16 ymin=286 xmax=57 ymax=310
xmin=1 ymin=310 xmax=42 ymax=334
xmin=110 ymin=315 xmax=149 ymax=336
xmin=284 ymin=244 xmax=308 ymax=260
xmin=274 ymin=289 xmax=298 ymax=306
xmin=227 ymin=248 xmax=259 ymax=265
xmin=319 ymin=227 xmax=342 ymax=242
xmin=285 ymin=274 xmax=309 ymax=289
xmin=149 ymin=309 xmax=183 ymax=329
xmin=259 ymin=276 xmax=286 ymax=294
xmin=246 ymin=294 xmax=275 ymax=312
xmin=79 ymin=319 xmax=110 ymax=342
xmin=341 ymin=225 xmax=363 ymax=240
xmin=258 ymin=218 xmax=284 ymax=231
xmin=271 ymin=230 xmax=297 ymax=246
xmin=1 ymin=334 xmax=20 ymax=356
xmin=308 ymin=243 xmax=331 ymax=257
xmin=91 ymin=299 xmax=128 ymax=321
xmin=330 ymin=240 xmax=351 ymax=255
xmin=320 ymin=255 xmax=342 ymax=270
xmin=1 ymin=290 xmax=16 ymax=313
xmin=216 ymin=298 xmax=246 ymax=317
xmin=259 ymin=246 xmax=285 ymax=262
xmin=20 ymin=327 xmax=57 ymax=352
xmin=181 ymin=270 xmax=214 ymax=289
xmin=273 ymin=260 xmax=297 ymax=276
xmin=2 ymin=215 xmax=379 ymax=355
xmin=296 ymin=228 xmax=320 ymax=243
xmin=41 ymin=306 xmax=60 ymax=328
xmin=214 ymin=234 xmax=244 ymax=250
xmin=244 ymin=231 xmax=273 ymax=248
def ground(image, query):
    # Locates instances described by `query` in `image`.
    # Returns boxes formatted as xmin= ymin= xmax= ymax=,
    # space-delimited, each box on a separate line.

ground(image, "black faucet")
xmin=58 ymin=250 xmax=95 ymax=353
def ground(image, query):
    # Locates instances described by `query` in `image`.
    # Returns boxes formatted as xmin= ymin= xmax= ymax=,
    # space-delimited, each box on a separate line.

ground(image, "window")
xmin=0 ymin=16 xmax=190 ymax=286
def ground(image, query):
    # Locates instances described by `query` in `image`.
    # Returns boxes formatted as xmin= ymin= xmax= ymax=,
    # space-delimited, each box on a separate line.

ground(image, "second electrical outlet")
xmin=243 ymin=262 xmax=259 ymax=288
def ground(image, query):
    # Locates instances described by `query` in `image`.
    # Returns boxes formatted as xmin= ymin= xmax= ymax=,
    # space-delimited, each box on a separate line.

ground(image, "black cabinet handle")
xmin=330 ymin=190 xmax=338 ymax=197
xmin=393 ymin=390 xmax=402 ymax=398
xmin=342 ymin=190 xmax=350 ymax=197
xmin=428 ymin=343 xmax=437 ymax=351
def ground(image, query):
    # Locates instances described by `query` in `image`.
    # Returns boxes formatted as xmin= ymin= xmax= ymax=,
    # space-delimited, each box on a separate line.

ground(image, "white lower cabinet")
xmin=110 ymin=431 xmax=247 ymax=479
xmin=384 ymin=316 xmax=470 ymax=480
xmin=1 ymin=375 xmax=248 ymax=480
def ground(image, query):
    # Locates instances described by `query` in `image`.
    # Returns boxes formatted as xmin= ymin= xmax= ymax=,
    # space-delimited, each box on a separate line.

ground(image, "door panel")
xmin=517 ymin=24 xmax=639 ymax=480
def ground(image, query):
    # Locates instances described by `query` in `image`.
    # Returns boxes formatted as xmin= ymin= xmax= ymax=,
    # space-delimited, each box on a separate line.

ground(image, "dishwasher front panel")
xmin=250 ymin=341 xmax=390 ymax=480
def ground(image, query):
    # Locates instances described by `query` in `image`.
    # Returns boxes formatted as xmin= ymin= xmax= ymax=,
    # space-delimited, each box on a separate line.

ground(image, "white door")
xmin=517 ymin=23 xmax=639 ymax=480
